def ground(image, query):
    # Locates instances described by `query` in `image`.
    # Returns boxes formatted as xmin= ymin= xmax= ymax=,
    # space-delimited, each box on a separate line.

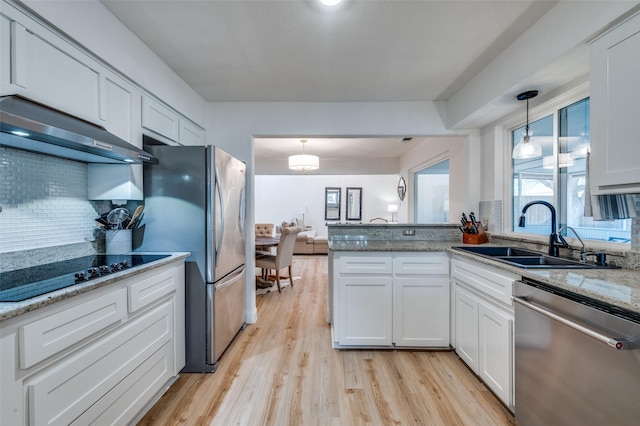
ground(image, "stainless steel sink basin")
xmin=452 ymin=246 xmax=540 ymax=257
xmin=452 ymin=246 xmax=618 ymax=269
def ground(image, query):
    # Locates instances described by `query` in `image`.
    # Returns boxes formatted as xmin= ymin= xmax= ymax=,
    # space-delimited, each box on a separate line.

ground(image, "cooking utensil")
xmin=127 ymin=205 xmax=144 ymax=229
xmin=107 ymin=207 xmax=129 ymax=230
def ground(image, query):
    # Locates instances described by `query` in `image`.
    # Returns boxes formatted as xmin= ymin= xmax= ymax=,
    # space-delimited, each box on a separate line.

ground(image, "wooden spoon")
xmin=127 ymin=205 xmax=144 ymax=229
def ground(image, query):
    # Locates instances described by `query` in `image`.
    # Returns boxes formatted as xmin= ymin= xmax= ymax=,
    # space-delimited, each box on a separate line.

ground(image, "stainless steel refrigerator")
xmin=138 ymin=144 xmax=246 ymax=372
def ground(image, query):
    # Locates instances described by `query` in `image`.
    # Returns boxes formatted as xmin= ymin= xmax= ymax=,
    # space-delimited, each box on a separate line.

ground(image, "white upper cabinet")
xmin=1 ymin=1 xmax=205 ymax=151
xmin=142 ymin=94 xmax=205 ymax=146
xmin=10 ymin=21 xmax=101 ymax=124
xmin=179 ymin=118 xmax=206 ymax=146
xmin=589 ymin=12 xmax=640 ymax=194
xmin=0 ymin=13 xmax=10 ymax=90
xmin=142 ymin=95 xmax=180 ymax=142
xmin=100 ymin=71 xmax=142 ymax=147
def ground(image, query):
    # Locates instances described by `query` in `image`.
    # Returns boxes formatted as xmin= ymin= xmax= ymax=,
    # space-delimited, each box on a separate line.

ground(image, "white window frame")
xmin=500 ymin=81 xmax=630 ymax=250
xmin=408 ymin=150 xmax=449 ymax=224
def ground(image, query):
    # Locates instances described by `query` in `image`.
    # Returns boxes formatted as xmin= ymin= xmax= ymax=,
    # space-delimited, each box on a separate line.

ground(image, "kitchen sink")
xmin=452 ymin=246 xmax=619 ymax=269
xmin=452 ymin=246 xmax=541 ymax=257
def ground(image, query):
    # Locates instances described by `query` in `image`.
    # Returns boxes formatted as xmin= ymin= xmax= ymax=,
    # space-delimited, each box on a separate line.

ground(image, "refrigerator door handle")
xmin=215 ymin=266 xmax=246 ymax=291
xmin=239 ymin=186 xmax=246 ymax=236
xmin=215 ymin=166 xmax=225 ymax=264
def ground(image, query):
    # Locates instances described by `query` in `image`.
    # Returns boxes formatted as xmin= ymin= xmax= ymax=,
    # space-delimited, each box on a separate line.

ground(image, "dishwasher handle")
xmin=513 ymin=296 xmax=628 ymax=350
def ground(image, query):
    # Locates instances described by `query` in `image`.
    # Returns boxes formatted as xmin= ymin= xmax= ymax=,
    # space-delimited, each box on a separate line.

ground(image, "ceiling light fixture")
xmin=319 ymin=0 xmax=343 ymax=6
xmin=289 ymin=139 xmax=319 ymax=172
xmin=512 ymin=90 xmax=542 ymax=160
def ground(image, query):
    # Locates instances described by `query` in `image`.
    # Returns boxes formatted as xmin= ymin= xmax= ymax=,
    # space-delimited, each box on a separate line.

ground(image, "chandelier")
xmin=288 ymin=139 xmax=319 ymax=172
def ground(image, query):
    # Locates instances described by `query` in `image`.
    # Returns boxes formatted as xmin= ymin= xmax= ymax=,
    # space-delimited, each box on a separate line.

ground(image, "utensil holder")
xmin=106 ymin=229 xmax=132 ymax=254
xmin=462 ymin=222 xmax=488 ymax=244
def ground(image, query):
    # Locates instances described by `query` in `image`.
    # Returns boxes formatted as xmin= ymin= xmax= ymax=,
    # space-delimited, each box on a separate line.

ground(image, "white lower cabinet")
xmin=451 ymin=256 xmax=518 ymax=411
xmin=454 ymin=286 xmax=479 ymax=370
xmin=338 ymin=275 xmax=393 ymax=346
xmin=478 ymin=301 xmax=512 ymax=404
xmin=333 ymin=252 xmax=449 ymax=348
xmin=0 ymin=259 xmax=185 ymax=426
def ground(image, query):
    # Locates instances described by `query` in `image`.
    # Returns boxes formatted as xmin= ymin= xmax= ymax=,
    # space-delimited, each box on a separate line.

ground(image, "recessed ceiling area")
xmin=254 ymin=136 xmax=449 ymax=175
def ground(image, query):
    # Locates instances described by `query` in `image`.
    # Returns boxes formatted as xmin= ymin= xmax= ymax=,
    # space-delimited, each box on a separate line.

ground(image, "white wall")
xmin=255 ymin=175 xmax=400 ymax=234
xmin=206 ymin=101 xmax=465 ymax=322
xmin=398 ymin=136 xmax=471 ymax=224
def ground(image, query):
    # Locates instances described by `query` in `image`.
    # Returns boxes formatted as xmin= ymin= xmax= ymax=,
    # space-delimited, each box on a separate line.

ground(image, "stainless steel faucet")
xmin=557 ymin=225 xmax=585 ymax=259
xmin=518 ymin=200 xmax=568 ymax=256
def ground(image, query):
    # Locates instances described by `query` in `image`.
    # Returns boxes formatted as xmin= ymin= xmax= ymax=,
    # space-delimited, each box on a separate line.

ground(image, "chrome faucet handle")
xmin=557 ymin=233 xmax=569 ymax=248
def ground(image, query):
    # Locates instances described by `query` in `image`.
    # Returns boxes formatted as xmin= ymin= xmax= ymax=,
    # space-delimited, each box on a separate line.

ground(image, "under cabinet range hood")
xmin=0 ymin=96 xmax=158 ymax=164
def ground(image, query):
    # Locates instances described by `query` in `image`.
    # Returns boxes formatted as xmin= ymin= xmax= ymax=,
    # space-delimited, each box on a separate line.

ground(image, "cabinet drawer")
xmin=394 ymin=253 xmax=448 ymax=276
xmin=19 ymin=289 xmax=127 ymax=369
xmin=26 ymin=301 xmax=172 ymax=426
xmin=128 ymin=266 xmax=179 ymax=313
xmin=70 ymin=341 xmax=173 ymax=426
xmin=338 ymin=256 xmax=392 ymax=274
xmin=451 ymin=258 xmax=517 ymax=306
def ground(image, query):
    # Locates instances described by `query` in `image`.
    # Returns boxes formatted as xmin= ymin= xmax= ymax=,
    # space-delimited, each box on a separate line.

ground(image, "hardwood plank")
xmin=139 ymin=255 xmax=515 ymax=425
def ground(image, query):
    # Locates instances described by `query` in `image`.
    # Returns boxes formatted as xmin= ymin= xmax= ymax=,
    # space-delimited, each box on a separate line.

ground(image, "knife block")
xmin=462 ymin=222 xmax=488 ymax=244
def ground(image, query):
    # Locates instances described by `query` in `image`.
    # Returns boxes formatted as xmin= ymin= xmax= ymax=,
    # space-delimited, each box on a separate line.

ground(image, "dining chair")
xmin=255 ymin=223 xmax=275 ymax=255
xmin=255 ymin=226 xmax=301 ymax=292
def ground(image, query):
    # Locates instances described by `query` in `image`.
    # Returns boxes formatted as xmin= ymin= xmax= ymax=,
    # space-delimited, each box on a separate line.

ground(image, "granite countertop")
xmin=0 ymin=252 xmax=190 ymax=322
xmin=329 ymin=239 xmax=457 ymax=252
xmin=330 ymin=239 xmax=640 ymax=316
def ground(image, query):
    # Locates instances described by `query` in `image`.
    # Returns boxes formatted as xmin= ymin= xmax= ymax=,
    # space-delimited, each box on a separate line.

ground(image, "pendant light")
xmin=512 ymin=90 xmax=542 ymax=159
xmin=289 ymin=139 xmax=319 ymax=172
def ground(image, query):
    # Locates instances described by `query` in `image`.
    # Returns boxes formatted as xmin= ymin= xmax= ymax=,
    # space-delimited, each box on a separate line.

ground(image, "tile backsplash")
xmin=0 ymin=147 xmax=100 ymax=254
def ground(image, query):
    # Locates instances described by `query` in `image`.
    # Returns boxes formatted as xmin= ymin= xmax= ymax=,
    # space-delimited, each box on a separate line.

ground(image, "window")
xmin=512 ymin=98 xmax=631 ymax=243
xmin=414 ymin=159 xmax=449 ymax=223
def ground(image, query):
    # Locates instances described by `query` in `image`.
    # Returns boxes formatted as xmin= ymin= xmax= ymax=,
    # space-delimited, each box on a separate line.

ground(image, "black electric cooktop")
xmin=0 ymin=254 xmax=170 ymax=302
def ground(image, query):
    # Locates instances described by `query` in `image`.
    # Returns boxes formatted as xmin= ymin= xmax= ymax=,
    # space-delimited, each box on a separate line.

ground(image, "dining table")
xmin=255 ymin=236 xmax=280 ymax=248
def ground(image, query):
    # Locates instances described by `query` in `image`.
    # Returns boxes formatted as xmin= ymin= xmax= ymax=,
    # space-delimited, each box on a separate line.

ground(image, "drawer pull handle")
xmin=513 ymin=296 xmax=627 ymax=350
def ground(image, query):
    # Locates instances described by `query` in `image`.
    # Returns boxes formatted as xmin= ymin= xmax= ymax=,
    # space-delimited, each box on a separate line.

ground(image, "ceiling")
xmin=102 ymin=0 xmax=555 ymax=103
xmin=100 ymin=0 xmax=562 ymax=169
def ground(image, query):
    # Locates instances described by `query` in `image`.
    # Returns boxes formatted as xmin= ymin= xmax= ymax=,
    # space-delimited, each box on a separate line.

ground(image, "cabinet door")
xmin=12 ymin=22 xmax=100 ymax=124
xmin=454 ymin=285 xmax=479 ymax=372
xmin=142 ymin=95 xmax=180 ymax=142
xmin=337 ymin=276 xmax=392 ymax=346
xmin=590 ymin=13 xmax=640 ymax=193
xmin=478 ymin=302 xmax=513 ymax=407
xmin=179 ymin=119 xmax=205 ymax=146
xmin=100 ymin=72 xmax=141 ymax=146
xmin=393 ymin=276 xmax=449 ymax=347
xmin=0 ymin=13 xmax=10 ymax=91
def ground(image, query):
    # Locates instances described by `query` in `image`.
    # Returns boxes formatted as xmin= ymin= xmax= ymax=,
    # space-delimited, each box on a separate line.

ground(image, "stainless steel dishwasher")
xmin=513 ymin=279 xmax=640 ymax=426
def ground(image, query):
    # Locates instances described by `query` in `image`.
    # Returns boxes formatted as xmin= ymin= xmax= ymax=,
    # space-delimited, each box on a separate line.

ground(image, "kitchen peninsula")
xmin=328 ymin=223 xmax=460 ymax=349
xmin=328 ymin=222 xmax=640 ymax=412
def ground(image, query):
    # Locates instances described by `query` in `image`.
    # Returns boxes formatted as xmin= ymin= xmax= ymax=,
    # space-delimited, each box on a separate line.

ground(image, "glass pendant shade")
xmin=288 ymin=139 xmax=319 ymax=172
xmin=512 ymin=90 xmax=542 ymax=159
xmin=513 ymin=129 xmax=542 ymax=159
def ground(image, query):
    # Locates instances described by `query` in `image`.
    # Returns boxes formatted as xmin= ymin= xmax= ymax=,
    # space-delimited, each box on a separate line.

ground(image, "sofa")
xmin=278 ymin=221 xmax=328 ymax=254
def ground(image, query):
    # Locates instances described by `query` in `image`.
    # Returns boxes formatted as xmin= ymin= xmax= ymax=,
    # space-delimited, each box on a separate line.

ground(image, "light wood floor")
xmin=139 ymin=256 xmax=516 ymax=426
